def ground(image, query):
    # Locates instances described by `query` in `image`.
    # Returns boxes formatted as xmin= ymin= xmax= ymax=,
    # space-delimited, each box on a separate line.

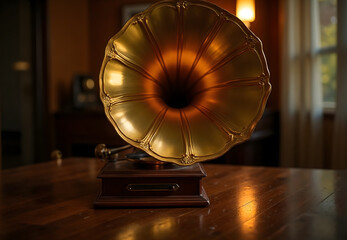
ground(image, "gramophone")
xmin=94 ymin=0 xmax=271 ymax=207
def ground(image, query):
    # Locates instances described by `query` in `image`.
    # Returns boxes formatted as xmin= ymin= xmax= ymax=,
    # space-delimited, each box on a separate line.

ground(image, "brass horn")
xmin=100 ymin=0 xmax=271 ymax=166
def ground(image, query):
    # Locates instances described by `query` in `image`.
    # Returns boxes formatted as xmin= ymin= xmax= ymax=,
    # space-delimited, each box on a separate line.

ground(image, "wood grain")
xmin=1 ymin=158 xmax=346 ymax=240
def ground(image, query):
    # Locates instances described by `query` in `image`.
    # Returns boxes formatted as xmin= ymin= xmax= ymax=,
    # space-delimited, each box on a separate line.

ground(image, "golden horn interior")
xmin=100 ymin=0 xmax=271 ymax=165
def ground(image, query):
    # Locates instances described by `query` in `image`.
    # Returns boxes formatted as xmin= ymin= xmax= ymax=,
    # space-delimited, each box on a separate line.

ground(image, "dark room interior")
xmin=1 ymin=0 xmax=346 ymax=239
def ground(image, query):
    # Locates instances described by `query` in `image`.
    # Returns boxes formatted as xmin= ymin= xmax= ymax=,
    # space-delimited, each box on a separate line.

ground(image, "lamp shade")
xmin=236 ymin=0 xmax=255 ymax=23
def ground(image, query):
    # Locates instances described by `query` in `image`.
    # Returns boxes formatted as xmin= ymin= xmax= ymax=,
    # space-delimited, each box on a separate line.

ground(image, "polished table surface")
xmin=1 ymin=158 xmax=346 ymax=240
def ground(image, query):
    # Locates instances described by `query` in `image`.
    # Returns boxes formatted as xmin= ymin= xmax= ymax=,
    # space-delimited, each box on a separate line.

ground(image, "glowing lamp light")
xmin=236 ymin=0 xmax=255 ymax=27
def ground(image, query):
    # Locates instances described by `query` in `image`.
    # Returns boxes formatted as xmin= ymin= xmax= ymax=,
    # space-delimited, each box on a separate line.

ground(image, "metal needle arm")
xmin=95 ymin=144 xmax=132 ymax=160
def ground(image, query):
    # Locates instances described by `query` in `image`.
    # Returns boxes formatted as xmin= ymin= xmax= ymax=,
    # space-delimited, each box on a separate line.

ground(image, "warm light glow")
xmin=116 ymin=224 xmax=139 ymax=240
xmin=236 ymin=0 xmax=255 ymax=26
xmin=108 ymin=72 xmax=123 ymax=86
xmin=238 ymin=185 xmax=257 ymax=232
xmin=152 ymin=217 xmax=175 ymax=236
xmin=13 ymin=61 xmax=30 ymax=71
xmin=85 ymin=78 xmax=95 ymax=89
xmin=120 ymin=116 xmax=135 ymax=132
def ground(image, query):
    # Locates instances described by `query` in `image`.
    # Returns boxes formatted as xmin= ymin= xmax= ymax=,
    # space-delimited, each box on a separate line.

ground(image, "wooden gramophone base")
xmin=94 ymin=160 xmax=209 ymax=207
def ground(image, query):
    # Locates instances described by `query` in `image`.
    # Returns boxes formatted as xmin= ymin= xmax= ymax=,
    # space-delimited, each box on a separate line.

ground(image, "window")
xmin=317 ymin=0 xmax=337 ymax=108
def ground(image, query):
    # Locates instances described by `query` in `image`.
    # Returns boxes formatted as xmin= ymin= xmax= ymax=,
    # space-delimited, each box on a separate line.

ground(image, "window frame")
xmin=314 ymin=0 xmax=338 ymax=111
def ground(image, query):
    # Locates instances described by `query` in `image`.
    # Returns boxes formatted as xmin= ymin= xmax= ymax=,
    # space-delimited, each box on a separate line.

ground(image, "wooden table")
xmin=1 ymin=158 xmax=346 ymax=240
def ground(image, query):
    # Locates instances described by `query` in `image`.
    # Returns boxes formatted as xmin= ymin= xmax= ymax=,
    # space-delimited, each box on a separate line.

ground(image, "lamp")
xmin=236 ymin=0 xmax=255 ymax=27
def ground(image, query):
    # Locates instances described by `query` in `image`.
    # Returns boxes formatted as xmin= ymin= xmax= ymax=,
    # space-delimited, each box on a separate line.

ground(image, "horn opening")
xmin=100 ymin=0 xmax=271 ymax=165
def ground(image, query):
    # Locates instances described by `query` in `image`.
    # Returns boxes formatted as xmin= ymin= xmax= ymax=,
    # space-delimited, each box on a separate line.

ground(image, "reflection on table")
xmin=1 ymin=158 xmax=346 ymax=240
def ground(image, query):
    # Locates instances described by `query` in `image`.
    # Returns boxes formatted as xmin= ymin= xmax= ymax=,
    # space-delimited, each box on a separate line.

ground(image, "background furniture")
xmin=1 ymin=157 xmax=346 ymax=239
xmin=54 ymin=109 xmax=279 ymax=166
xmin=54 ymin=109 xmax=127 ymax=157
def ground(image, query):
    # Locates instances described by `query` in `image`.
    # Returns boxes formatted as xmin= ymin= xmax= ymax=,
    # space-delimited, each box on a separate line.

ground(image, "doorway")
xmin=0 ymin=0 xmax=48 ymax=169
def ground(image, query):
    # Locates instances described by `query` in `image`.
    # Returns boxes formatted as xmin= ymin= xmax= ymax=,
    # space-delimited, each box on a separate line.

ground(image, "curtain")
xmin=280 ymin=0 xmax=324 ymax=168
xmin=332 ymin=0 xmax=347 ymax=168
